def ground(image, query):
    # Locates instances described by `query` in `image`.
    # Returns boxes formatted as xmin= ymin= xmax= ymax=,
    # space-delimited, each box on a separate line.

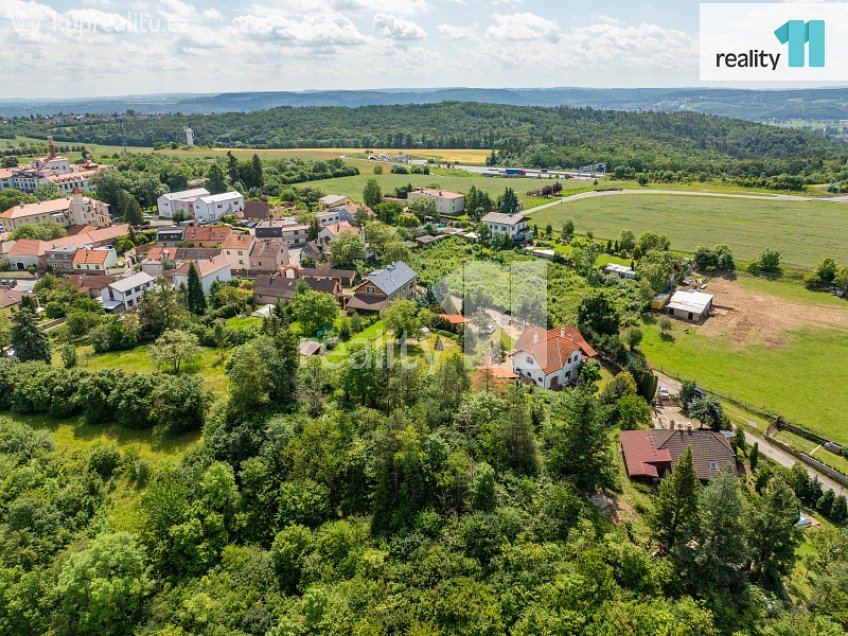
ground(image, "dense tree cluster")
xmin=5 ymin=102 xmax=847 ymax=183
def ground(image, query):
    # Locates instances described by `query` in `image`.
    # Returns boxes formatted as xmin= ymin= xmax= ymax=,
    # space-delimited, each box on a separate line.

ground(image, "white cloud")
xmin=438 ymin=23 xmax=477 ymax=39
xmin=231 ymin=12 xmax=373 ymax=47
xmin=334 ymin=0 xmax=432 ymax=15
xmin=486 ymin=12 xmax=560 ymax=42
xmin=373 ymin=13 xmax=426 ymax=40
xmin=491 ymin=0 xmax=525 ymax=5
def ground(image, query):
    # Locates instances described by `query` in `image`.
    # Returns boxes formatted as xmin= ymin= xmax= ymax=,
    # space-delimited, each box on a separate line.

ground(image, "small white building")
xmin=406 ymin=188 xmax=465 ymax=216
xmin=193 ymin=192 xmax=245 ymax=223
xmin=101 ymin=272 xmax=156 ymax=312
xmin=666 ymin=289 xmax=714 ymax=323
xmin=173 ymin=256 xmax=232 ymax=296
xmin=603 ymin=263 xmax=637 ymax=280
xmin=318 ymin=194 xmax=352 ymax=211
xmin=482 ymin=212 xmax=529 ymax=241
xmin=156 ymin=188 xmax=210 ymax=219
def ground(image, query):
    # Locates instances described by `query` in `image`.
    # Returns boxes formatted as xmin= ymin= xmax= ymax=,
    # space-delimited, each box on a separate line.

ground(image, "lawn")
xmin=71 ymin=344 xmax=230 ymax=397
xmin=641 ymin=322 xmax=848 ymax=446
xmin=291 ymin=172 xmax=591 ymax=211
xmin=529 ymin=193 xmax=848 ymax=270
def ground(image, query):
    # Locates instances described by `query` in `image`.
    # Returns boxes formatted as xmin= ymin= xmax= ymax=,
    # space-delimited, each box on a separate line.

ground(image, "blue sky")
xmin=0 ymin=0 xmax=814 ymax=98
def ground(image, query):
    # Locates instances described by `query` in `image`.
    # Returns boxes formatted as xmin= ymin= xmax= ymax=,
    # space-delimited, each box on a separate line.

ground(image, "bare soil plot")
xmin=697 ymin=277 xmax=848 ymax=347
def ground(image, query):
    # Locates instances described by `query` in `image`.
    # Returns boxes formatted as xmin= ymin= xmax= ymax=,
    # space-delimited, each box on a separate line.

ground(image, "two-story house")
xmin=511 ymin=324 xmax=597 ymax=390
xmin=101 ymin=272 xmax=156 ymax=312
xmin=347 ymin=261 xmax=417 ymax=312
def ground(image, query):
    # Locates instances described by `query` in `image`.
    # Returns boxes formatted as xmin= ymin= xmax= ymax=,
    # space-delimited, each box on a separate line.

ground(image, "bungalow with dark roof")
xmin=620 ymin=429 xmax=737 ymax=483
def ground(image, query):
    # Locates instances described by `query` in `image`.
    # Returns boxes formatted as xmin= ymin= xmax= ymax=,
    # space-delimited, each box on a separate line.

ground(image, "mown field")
xmin=641 ymin=276 xmax=848 ymax=445
xmin=530 ymin=193 xmax=848 ymax=270
xmin=293 ymin=172 xmax=591 ymax=210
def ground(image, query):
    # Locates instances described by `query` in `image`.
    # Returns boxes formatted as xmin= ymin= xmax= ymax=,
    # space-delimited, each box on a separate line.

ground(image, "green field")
xmin=642 ymin=322 xmax=848 ymax=446
xmin=274 ymin=172 xmax=592 ymax=211
xmin=529 ymin=194 xmax=848 ymax=270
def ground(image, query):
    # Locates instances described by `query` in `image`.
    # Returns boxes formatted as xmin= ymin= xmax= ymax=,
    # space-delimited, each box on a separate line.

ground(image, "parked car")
xmin=659 ymin=386 xmax=670 ymax=399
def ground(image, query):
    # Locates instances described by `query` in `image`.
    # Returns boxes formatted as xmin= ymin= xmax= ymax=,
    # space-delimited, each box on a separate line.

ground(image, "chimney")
xmin=560 ymin=327 xmax=565 ymax=337
xmin=532 ymin=332 xmax=539 ymax=344
xmin=686 ymin=423 xmax=693 ymax=433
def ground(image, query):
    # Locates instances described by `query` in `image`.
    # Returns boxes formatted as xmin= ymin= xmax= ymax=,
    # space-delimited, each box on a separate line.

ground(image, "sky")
xmin=0 ymin=0 xmax=827 ymax=98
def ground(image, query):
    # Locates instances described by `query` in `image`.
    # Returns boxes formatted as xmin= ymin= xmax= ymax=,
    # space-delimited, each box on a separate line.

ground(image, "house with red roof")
xmin=318 ymin=221 xmax=358 ymax=242
xmin=511 ymin=324 xmax=597 ymax=390
xmin=620 ymin=429 xmax=737 ymax=483
xmin=173 ymin=256 xmax=232 ymax=296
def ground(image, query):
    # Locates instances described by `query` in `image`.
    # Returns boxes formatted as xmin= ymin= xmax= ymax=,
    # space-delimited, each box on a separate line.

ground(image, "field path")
xmin=524 ymin=188 xmax=848 ymax=215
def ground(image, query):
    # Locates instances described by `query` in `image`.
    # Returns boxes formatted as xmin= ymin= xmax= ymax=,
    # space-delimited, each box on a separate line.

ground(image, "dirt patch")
xmin=695 ymin=277 xmax=848 ymax=346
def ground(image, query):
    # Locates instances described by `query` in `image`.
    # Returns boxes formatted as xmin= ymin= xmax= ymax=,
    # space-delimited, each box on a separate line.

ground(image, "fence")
xmin=653 ymin=364 xmax=848 ymax=484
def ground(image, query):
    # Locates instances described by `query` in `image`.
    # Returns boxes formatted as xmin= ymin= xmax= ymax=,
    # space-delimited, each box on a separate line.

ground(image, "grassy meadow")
xmin=529 ymin=193 xmax=848 ymax=270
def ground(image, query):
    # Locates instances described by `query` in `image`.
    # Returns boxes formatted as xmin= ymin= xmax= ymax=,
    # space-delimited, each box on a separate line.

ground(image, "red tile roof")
xmin=620 ymin=430 xmax=673 ymax=480
xmin=222 ymin=233 xmax=253 ymax=250
xmin=72 ymin=248 xmax=112 ymax=265
xmin=182 ymin=225 xmax=232 ymax=243
xmin=512 ymin=325 xmax=597 ymax=374
xmin=174 ymin=255 xmax=230 ymax=278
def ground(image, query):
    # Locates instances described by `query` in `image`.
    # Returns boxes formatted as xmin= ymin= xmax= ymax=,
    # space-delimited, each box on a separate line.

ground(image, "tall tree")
xmin=649 ymin=447 xmax=699 ymax=550
xmin=498 ymin=187 xmax=519 ymax=214
xmin=206 ymin=163 xmax=227 ymax=194
xmin=121 ymin=194 xmax=144 ymax=226
xmin=226 ymin=151 xmax=240 ymax=185
xmin=148 ymin=330 xmax=202 ymax=375
xmin=547 ymin=389 xmax=610 ymax=491
xmin=747 ymin=475 xmax=801 ymax=588
xmin=363 ymin=178 xmax=382 ymax=208
xmin=185 ymin=263 xmax=207 ymax=315
xmin=10 ymin=309 xmax=50 ymax=363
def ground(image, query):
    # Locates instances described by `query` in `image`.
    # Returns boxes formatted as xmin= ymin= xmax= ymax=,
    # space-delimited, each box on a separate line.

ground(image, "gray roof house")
xmin=347 ymin=261 xmax=417 ymax=312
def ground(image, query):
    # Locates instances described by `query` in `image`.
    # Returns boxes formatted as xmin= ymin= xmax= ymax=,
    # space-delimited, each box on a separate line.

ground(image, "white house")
xmin=71 ymin=247 xmax=118 ymax=272
xmin=156 ymin=188 xmax=210 ymax=219
xmin=511 ymin=325 xmax=597 ymax=390
xmin=482 ymin=212 xmax=529 ymax=241
xmin=101 ymin=272 xmax=156 ymax=312
xmin=406 ymin=188 xmax=465 ymax=216
xmin=173 ymin=256 xmax=232 ymax=296
xmin=193 ymin=192 xmax=245 ymax=223
xmin=666 ymin=289 xmax=714 ymax=323
xmin=318 ymin=194 xmax=353 ymax=210
xmin=318 ymin=221 xmax=359 ymax=242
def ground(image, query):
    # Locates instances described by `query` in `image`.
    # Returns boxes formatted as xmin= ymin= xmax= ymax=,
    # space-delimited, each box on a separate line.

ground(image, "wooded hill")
xmin=3 ymin=102 xmax=847 ymax=179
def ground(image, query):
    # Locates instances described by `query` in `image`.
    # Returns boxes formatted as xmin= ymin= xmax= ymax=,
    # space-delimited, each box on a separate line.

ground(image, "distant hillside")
xmin=3 ymin=87 xmax=848 ymax=121
xmin=2 ymin=102 xmax=846 ymax=182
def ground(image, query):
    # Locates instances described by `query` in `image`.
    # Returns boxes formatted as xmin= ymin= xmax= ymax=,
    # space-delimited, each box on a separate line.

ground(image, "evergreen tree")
xmin=498 ymin=187 xmax=519 ymax=214
xmin=207 ymin=163 xmax=227 ymax=194
xmin=121 ymin=195 xmax=144 ymax=226
xmin=249 ymin=153 xmax=264 ymax=189
xmin=749 ymin=442 xmax=760 ymax=472
xmin=831 ymin=494 xmax=847 ymax=522
xmin=748 ymin=475 xmax=801 ymax=588
xmin=185 ymin=263 xmax=207 ymax=315
xmin=649 ymin=446 xmax=699 ymax=551
xmin=547 ymin=389 xmax=610 ymax=491
xmin=10 ymin=308 xmax=51 ymax=363
xmin=226 ymin=151 xmax=240 ymax=184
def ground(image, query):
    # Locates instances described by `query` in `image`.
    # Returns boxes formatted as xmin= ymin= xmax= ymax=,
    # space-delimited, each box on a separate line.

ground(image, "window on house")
xmin=709 ymin=461 xmax=718 ymax=470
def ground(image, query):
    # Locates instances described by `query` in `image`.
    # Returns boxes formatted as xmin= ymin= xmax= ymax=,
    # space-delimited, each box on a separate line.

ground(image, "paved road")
xmin=653 ymin=371 xmax=844 ymax=494
xmin=523 ymin=188 xmax=848 ymax=215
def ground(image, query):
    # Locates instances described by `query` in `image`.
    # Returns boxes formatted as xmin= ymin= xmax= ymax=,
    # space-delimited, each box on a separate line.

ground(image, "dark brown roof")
xmin=621 ymin=429 xmax=736 ymax=481
xmin=68 ymin=273 xmax=114 ymax=293
xmin=653 ymin=429 xmax=736 ymax=481
xmin=346 ymin=293 xmax=388 ymax=312
xmin=243 ymin=201 xmax=272 ymax=220
xmin=253 ymin=275 xmax=339 ymax=302
xmin=0 ymin=288 xmax=33 ymax=309
xmin=299 ymin=267 xmax=356 ymax=285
